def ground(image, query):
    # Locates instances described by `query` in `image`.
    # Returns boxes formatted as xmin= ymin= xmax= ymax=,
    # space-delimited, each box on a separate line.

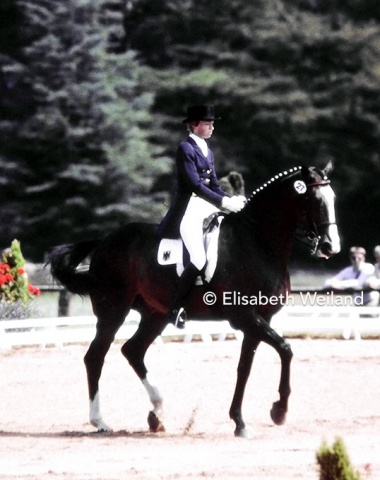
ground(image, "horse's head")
xmin=237 ymin=162 xmax=340 ymax=260
xmin=295 ymin=161 xmax=340 ymax=259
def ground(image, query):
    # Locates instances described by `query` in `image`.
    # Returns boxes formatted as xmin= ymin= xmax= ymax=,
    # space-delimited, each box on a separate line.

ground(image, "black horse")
xmin=49 ymin=162 xmax=340 ymax=437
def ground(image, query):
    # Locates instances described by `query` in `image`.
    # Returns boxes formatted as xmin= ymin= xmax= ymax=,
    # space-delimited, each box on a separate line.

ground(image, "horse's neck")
xmin=237 ymin=193 xmax=297 ymax=260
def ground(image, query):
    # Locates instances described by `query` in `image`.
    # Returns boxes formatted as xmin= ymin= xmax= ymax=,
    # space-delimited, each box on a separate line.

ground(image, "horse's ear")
xmin=322 ymin=159 xmax=334 ymax=177
xmin=301 ymin=165 xmax=310 ymax=180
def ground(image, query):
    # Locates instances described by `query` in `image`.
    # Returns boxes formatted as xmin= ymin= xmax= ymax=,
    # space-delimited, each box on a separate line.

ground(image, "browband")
xmin=307 ymin=180 xmax=331 ymax=187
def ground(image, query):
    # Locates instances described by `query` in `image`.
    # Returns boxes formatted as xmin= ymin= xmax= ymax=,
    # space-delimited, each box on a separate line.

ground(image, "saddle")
xmin=157 ymin=213 xmax=225 ymax=285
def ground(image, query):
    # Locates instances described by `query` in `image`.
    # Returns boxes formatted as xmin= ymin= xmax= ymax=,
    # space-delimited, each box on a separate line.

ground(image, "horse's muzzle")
xmin=316 ymin=242 xmax=338 ymax=259
xmin=316 ymin=230 xmax=341 ymax=259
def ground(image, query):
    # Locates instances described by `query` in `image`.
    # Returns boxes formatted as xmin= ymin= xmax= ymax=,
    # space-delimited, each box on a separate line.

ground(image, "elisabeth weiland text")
xmin=222 ymin=291 xmax=364 ymax=307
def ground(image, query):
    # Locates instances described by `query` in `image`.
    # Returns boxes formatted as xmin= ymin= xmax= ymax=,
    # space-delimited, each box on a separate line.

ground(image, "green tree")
xmin=0 ymin=0 xmax=170 ymax=260
xmin=2 ymin=0 xmax=380 ymax=262
xmin=122 ymin=0 xmax=380 ymax=263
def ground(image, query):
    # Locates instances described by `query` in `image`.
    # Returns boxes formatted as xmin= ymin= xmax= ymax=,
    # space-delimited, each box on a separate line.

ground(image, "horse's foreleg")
xmin=229 ymin=336 xmax=260 ymax=438
xmin=121 ymin=319 xmax=166 ymax=432
xmin=269 ymin=335 xmax=293 ymax=426
xmin=256 ymin=317 xmax=293 ymax=426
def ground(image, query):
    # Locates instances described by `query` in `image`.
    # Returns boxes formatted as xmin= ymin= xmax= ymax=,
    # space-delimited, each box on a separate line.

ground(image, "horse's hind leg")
xmin=121 ymin=315 xmax=166 ymax=432
xmin=84 ymin=299 xmax=127 ymax=432
xmin=84 ymin=327 xmax=116 ymax=431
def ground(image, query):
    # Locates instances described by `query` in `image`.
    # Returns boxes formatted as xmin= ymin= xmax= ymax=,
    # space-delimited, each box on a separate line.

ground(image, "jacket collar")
xmin=187 ymin=135 xmax=209 ymax=158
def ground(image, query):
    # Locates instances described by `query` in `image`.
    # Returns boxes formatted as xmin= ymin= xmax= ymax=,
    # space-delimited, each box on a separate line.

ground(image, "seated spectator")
xmin=365 ymin=245 xmax=380 ymax=293
xmin=324 ymin=246 xmax=379 ymax=306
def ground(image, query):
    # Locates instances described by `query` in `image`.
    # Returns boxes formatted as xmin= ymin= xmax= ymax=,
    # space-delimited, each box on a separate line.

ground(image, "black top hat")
xmin=183 ymin=105 xmax=220 ymax=123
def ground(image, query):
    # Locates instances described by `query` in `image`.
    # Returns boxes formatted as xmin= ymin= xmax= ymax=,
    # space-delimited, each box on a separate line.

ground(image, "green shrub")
xmin=316 ymin=437 xmax=361 ymax=480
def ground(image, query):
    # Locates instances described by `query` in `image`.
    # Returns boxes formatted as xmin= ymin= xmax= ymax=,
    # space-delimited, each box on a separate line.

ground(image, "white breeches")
xmin=180 ymin=196 xmax=220 ymax=270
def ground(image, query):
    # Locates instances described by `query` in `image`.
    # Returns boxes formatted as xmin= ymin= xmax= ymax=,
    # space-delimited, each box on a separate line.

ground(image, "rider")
xmin=158 ymin=105 xmax=246 ymax=328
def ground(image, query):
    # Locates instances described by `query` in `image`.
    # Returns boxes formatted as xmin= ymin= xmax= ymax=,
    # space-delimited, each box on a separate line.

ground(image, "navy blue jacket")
xmin=158 ymin=136 xmax=229 ymax=238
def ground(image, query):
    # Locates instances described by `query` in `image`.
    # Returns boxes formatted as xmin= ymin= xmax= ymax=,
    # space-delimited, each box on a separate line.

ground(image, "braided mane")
xmin=248 ymin=166 xmax=302 ymax=203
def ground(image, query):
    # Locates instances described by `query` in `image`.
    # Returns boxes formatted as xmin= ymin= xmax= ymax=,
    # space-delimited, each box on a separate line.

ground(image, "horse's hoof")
xmin=234 ymin=427 xmax=251 ymax=439
xmin=97 ymin=426 xmax=113 ymax=433
xmin=270 ymin=401 xmax=287 ymax=425
xmin=90 ymin=418 xmax=113 ymax=433
xmin=148 ymin=411 xmax=165 ymax=432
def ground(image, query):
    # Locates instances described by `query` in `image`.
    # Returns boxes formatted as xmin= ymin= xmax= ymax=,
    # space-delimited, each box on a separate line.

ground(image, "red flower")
xmin=28 ymin=284 xmax=41 ymax=296
xmin=17 ymin=268 xmax=26 ymax=275
xmin=0 ymin=262 xmax=11 ymax=274
xmin=0 ymin=273 xmax=14 ymax=286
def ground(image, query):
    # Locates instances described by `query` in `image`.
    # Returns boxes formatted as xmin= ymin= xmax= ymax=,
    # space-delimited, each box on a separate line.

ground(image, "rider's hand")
xmin=221 ymin=195 xmax=246 ymax=213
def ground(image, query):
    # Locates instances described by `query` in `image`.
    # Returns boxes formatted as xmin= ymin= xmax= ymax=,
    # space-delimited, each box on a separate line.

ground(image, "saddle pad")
xmin=157 ymin=216 xmax=223 ymax=284
xmin=157 ymin=238 xmax=183 ymax=265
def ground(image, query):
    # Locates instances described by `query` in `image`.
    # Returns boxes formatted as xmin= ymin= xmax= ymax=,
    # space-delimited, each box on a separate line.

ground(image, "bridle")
xmin=235 ymin=171 xmax=337 ymax=256
xmin=295 ymin=179 xmax=337 ymax=255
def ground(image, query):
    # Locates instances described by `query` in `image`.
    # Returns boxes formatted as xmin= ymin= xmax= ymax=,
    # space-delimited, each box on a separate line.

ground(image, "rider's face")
xmin=193 ymin=121 xmax=214 ymax=139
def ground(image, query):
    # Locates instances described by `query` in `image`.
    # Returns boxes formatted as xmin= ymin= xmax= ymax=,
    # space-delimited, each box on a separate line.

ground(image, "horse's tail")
xmin=48 ymin=240 xmax=99 ymax=295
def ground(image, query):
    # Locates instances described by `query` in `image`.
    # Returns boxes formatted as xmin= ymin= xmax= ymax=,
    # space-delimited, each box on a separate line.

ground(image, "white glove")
xmin=221 ymin=195 xmax=246 ymax=213
xmin=235 ymin=195 xmax=247 ymax=203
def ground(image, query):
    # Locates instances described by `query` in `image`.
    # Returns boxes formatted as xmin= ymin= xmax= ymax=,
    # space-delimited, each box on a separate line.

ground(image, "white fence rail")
xmin=271 ymin=306 xmax=380 ymax=341
xmin=1 ymin=307 xmax=380 ymax=350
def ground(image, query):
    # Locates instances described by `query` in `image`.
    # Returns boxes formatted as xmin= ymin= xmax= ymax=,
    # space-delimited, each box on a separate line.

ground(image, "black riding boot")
xmin=167 ymin=263 xmax=200 ymax=329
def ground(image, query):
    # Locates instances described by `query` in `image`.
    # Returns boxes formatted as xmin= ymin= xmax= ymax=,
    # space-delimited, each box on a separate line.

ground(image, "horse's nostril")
xmin=320 ymin=242 xmax=334 ymax=256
